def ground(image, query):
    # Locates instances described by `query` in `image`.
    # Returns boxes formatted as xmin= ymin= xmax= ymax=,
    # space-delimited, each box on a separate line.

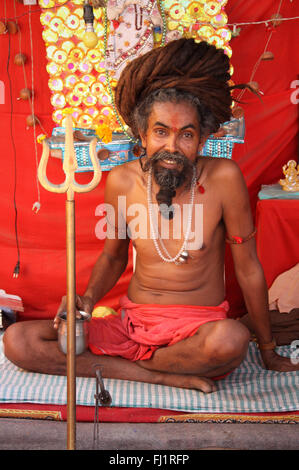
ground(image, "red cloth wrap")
xmin=88 ymin=296 xmax=229 ymax=361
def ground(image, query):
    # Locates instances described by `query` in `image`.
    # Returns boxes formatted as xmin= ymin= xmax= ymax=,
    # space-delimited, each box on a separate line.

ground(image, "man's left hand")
xmin=261 ymin=349 xmax=299 ymax=372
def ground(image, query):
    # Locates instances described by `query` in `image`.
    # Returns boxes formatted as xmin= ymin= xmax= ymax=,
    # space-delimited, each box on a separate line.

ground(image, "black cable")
xmin=6 ymin=31 xmax=20 ymax=278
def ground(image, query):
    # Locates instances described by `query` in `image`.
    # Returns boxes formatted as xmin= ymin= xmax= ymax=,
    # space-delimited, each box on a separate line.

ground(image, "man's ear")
xmin=139 ymin=132 xmax=147 ymax=148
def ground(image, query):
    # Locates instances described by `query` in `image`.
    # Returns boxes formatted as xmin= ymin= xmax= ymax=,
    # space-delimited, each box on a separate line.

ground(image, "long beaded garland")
xmin=157 ymin=0 xmax=167 ymax=46
xmin=147 ymin=165 xmax=197 ymax=264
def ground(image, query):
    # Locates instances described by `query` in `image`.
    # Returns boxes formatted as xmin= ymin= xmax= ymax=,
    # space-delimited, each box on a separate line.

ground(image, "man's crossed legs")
xmin=3 ymin=318 xmax=250 ymax=393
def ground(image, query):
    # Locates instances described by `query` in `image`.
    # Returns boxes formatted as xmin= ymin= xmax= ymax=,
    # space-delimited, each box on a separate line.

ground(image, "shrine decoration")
xmin=38 ymin=1 xmax=244 ymax=170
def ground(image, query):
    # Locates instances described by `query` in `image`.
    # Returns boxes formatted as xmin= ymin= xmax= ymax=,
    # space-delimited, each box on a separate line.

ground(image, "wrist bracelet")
xmin=258 ymin=338 xmax=276 ymax=351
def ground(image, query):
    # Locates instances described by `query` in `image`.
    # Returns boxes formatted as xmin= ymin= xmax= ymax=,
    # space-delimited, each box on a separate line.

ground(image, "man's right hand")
xmin=53 ymin=294 xmax=94 ymax=330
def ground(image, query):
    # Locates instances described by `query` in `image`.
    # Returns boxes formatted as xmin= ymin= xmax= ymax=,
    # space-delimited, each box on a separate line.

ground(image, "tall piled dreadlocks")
xmin=115 ymin=38 xmax=235 ymax=138
xmin=115 ymin=38 xmax=238 ymax=218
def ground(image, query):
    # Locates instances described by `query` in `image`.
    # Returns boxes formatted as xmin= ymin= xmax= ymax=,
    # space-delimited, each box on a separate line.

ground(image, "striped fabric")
xmin=0 ymin=334 xmax=298 ymax=414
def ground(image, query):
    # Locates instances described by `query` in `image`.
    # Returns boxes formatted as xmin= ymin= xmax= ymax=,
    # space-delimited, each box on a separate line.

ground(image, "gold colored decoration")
xmin=164 ymin=0 xmax=231 ymax=55
xmin=0 ymin=408 xmax=62 ymax=421
xmin=49 ymin=77 xmax=64 ymax=91
xmin=40 ymin=1 xmax=232 ymax=132
xmin=51 ymin=92 xmax=66 ymax=109
xmin=279 ymin=160 xmax=299 ymax=192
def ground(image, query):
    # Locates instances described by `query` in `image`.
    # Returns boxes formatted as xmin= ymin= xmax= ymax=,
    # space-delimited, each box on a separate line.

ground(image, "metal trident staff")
xmin=38 ymin=113 xmax=102 ymax=450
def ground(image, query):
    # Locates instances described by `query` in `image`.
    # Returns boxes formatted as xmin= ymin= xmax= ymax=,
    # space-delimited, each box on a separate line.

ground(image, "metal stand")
xmin=93 ymin=366 xmax=112 ymax=449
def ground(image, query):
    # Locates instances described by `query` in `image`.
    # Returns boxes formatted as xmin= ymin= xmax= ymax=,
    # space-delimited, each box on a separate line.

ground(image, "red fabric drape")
xmin=0 ymin=1 xmax=298 ymax=320
xmin=256 ymin=200 xmax=299 ymax=288
xmin=223 ymin=1 xmax=299 ymax=316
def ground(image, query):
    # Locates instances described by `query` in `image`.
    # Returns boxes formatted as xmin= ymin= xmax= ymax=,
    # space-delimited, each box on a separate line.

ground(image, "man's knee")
xmin=3 ymin=320 xmax=53 ymax=369
xmin=3 ymin=322 xmax=27 ymax=366
xmin=203 ymin=319 xmax=250 ymax=365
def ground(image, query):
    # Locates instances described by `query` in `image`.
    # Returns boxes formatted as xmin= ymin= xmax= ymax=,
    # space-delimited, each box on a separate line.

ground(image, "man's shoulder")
xmin=107 ymin=159 xmax=139 ymax=181
xmin=105 ymin=159 xmax=140 ymax=194
xmin=202 ymin=157 xmax=243 ymax=182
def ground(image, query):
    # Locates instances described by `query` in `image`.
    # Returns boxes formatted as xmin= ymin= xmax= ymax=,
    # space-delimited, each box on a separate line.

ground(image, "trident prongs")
xmin=38 ymin=114 xmax=102 ymax=195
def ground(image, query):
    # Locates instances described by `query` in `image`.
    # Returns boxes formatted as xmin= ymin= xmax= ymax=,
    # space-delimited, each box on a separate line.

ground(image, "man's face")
xmin=140 ymin=100 xmax=203 ymax=170
xmin=139 ymin=100 xmax=204 ymax=218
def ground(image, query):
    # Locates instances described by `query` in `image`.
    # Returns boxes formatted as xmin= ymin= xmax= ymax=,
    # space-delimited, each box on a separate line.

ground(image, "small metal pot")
xmin=57 ymin=310 xmax=91 ymax=355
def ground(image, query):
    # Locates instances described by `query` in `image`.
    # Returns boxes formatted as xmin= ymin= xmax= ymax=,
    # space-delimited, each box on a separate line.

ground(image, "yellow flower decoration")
xmin=169 ymin=3 xmax=185 ymax=21
xmin=187 ymin=2 xmax=205 ymax=19
xmin=95 ymin=124 xmax=112 ymax=144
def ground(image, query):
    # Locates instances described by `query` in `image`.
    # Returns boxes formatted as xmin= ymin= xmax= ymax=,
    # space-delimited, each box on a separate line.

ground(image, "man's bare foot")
xmin=157 ymin=371 xmax=217 ymax=393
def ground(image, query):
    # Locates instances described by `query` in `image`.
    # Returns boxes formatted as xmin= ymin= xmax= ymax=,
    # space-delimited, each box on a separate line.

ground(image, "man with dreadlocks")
xmin=4 ymin=39 xmax=299 ymax=392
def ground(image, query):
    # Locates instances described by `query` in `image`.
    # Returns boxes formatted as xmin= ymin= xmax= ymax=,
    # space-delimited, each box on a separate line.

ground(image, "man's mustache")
xmin=141 ymin=150 xmax=196 ymax=220
xmin=150 ymin=150 xmax=189 ymax=166
xmin=141 ymin=150 xmax=191 ymax=172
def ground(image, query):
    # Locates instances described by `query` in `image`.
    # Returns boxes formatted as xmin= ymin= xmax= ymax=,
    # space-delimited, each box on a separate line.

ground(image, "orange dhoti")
xmin=88 ymin=295 xmax=229 ymax=362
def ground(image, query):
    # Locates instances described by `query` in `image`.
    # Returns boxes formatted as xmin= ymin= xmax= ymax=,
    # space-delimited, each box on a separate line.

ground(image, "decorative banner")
xmin=39 ymin=0 xmax=232 ymax=133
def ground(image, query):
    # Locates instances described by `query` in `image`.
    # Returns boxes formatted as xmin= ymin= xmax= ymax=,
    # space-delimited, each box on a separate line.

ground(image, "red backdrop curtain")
xmin=0 ymin=0 xmax=298 ymax=320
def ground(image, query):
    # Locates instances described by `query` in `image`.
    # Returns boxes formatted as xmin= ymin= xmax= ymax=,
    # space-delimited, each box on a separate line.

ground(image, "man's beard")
xmin=141 ymin=150 xmax=196 ymax=219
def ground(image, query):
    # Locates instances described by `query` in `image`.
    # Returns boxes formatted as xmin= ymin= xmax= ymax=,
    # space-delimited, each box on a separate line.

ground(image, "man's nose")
xmin=165 ymin=134 xmax=177 ymax=153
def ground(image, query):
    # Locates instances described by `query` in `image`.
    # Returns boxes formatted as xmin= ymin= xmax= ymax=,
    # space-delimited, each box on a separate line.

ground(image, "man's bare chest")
xmin=122 ymin=185 xmax=223 ymax=254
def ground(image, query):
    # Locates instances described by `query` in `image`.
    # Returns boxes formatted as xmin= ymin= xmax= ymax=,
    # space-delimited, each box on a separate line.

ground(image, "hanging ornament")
xmin=83 ymin=31 xmax=99 ymax=49
xmin=18 ymin=88 xmax=32 ymax=101
xmin=26 ymin=114 xmax=39 ymax=128
xmin=177 ymin=250 xmax=189 ymax=264
xmin=261 ymin=51 xmax=274 ymax=60
xmin=83 ymin=1 xmax=99 ymax=49
xmin=0 ymin=21 xmax=7 ymax=35
xmin=6 ymin=21 xmax=18 ymax=35
xmin=14 ymin=53 xmax=27 ymax=66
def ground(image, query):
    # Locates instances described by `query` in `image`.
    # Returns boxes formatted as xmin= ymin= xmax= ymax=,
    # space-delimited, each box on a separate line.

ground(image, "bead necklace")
xmin=147 ymin=165 xmax=197 ymax=265
xmin=157 ymin=0 xmax=167 ymax=46
xmin=134 ymin=4 xmax=143 ymax=31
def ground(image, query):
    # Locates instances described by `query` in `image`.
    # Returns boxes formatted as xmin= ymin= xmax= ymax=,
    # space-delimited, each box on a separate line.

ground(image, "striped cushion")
xmin=0 ymin=334 xmax=298 ymax=413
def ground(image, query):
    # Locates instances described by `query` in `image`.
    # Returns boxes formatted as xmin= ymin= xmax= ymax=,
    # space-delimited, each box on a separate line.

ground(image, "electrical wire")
xmin=6 ymin=30 xmax=21 ymax=278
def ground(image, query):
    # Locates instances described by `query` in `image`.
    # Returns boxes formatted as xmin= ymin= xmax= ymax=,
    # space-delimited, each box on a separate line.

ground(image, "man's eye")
xmin=154 ymin=128 xmax=167 ymax=136
xmin=182 ymin=131 xmax=193 ymax=139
